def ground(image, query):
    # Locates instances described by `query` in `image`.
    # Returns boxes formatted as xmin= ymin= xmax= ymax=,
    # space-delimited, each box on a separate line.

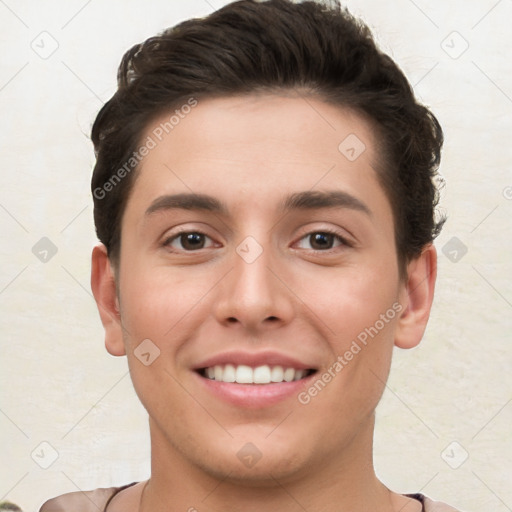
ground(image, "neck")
xmin=140 ymin=414 xmax=401 ymax=512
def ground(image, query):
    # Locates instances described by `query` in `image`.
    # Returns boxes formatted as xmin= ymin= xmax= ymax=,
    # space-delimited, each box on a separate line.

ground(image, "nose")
xmin=212 ymin=237 xmax=295 ymax=333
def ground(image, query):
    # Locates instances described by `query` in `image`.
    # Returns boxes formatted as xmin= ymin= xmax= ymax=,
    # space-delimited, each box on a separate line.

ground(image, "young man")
xmin=41 ymin=0 xmax=461 ymax=510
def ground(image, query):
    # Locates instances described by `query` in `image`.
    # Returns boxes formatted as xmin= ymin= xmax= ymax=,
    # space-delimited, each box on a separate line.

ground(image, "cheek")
xmin=299 ymin=262 xmax=400 ymax=409
xmin=118 ymin=263 xmax=218 ymax=351
xmin=298 ymin=263 xmax=400 ymax=347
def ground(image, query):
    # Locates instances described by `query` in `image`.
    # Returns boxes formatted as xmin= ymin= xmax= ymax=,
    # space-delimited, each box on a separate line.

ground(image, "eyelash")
xmin=162 ymin=228 xmax=351 ymax=253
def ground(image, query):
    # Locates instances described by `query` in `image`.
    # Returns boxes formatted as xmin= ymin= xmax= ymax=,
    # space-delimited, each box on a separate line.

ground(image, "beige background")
xmin=1 ymin=1 xmax=511 ymax=511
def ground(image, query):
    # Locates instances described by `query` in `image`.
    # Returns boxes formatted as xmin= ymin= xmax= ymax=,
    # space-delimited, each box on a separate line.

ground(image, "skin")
xmin=91 ymin=93 xmax=436 ymax=512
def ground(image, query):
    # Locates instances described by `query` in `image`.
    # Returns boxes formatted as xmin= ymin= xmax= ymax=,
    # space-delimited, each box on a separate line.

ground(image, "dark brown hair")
xmin=91 ymin=0 xmax=444 ymax=276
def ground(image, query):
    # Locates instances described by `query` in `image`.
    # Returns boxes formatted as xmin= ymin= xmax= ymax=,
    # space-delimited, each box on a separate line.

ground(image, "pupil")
xmin=182 ymin=233 xmax=204 ymax=250
xmin=312 ymin=233 xmax=332 ymax=250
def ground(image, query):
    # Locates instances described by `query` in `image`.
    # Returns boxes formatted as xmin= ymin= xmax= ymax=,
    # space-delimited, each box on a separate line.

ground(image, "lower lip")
xmin=194 ymin=371 xmax=316 ymax=408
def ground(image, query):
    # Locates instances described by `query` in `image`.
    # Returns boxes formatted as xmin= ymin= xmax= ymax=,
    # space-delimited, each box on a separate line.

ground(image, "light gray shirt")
xmin=38 ymin=483 xmax=464 ymax=512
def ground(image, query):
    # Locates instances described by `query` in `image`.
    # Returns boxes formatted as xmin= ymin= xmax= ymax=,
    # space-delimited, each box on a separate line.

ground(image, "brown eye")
xmin=310 ymin=232 xmax=335 ymax=250
xmin=296 ymin=231 xmax=347 ymax=251
xmin=165 ymin=231 xmax=214 ymax=251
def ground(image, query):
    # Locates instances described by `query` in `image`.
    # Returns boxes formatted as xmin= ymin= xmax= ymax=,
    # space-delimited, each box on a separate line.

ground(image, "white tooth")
xmin=235 ymin=364 xmax=253 ymax=383
xmin=253 ymin=365 xmax=271 ymax=384
xmin=206 ymin=364 xmax=305 ymax=384
xmin=283 ymin=368 xmax=295 ymax=382
xmin=270 ymin=365 xmax=284 ymax=382
xmin=223 ymin=364 xmax=236 ymax=383
xmin=214 ymin=365 xmax=223 ymax=381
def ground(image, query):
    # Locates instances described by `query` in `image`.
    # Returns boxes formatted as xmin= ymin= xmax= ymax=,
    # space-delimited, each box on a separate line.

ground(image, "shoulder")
xmin=38 ymin=483 xmax=137 ymax=512
xmin=419 ymin=494 xmax=465 ymax=512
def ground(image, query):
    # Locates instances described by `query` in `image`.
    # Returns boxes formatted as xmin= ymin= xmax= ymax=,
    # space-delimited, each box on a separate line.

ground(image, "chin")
xmin=204 ymin=456 xmax=309 ymax=487
xmin=193 ymin=434 xmax=312 ymax=485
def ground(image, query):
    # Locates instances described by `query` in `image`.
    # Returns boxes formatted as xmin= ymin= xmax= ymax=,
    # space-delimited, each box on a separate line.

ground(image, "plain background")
xmin=1 ymin=1 xmax=511 ymax=511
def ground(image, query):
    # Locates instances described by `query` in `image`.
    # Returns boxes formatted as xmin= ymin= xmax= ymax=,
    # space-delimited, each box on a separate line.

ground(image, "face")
xmin=94 ymin=93 xmax=433 ymax=484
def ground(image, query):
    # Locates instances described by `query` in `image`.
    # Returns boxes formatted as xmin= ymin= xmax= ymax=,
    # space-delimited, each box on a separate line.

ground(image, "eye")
xmin=164 ymin=231 xmax=216 ymax=252
xmin=295 ymin=230 xmax=349 ymax=251
xmin=163 ymin=229 xmax=349 ymax=253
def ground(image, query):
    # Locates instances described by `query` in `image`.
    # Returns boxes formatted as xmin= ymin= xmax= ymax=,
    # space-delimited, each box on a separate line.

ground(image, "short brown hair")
xmin=91 ymin=0 xmax=444 ymax=276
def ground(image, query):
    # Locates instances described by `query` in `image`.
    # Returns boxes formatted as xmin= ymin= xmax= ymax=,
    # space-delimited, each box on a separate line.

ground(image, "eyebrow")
xmin=145 ymin=190 xmax=372 ymax=217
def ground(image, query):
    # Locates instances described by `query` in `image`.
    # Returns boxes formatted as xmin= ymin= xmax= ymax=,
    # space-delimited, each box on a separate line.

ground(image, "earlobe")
xmin=394 ymin=244 xmax=437 ymax=349
xmin=90 ymin=244 xmax=126 ymax=356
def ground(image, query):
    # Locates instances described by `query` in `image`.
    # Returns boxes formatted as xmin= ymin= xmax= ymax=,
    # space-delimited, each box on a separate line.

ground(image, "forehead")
xmin=145 ymin=93 xmax=378 ymax=170
xmin=124 ymin=93 xmax=392 ymax=228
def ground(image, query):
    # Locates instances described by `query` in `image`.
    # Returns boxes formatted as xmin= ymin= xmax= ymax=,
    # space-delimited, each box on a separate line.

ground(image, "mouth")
xmin=192 ymin=351 xmax=319 ymax=407
xmin=197 ymin=364 xmax=317 ymax=384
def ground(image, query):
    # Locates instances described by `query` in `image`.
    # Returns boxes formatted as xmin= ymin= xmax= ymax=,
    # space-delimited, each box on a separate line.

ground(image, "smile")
xmin=199 ymin=364 xmax=316 ymax=384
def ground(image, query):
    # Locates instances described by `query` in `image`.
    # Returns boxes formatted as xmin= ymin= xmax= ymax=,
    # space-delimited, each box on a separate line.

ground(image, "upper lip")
xmin=193 ymin=350 xmax=317 ymax=371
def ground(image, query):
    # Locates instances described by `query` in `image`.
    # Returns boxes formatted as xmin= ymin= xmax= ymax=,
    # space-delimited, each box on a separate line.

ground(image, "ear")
xmin=394 ymin=244 xmax=437 ymax=349
xmin=90 ymin=244 xmax=126 ymax=356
